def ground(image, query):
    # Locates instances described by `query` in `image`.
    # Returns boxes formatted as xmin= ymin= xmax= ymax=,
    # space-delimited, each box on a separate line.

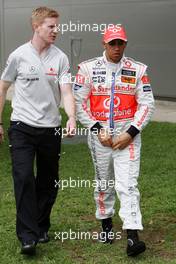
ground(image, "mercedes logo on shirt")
xmin=29 ymin=66 xmax=36 ymax=73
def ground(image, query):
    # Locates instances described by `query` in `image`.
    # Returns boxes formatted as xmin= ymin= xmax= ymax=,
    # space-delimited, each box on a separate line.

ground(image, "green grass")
xmin=0 ymin=101 xmax=176 ymax=264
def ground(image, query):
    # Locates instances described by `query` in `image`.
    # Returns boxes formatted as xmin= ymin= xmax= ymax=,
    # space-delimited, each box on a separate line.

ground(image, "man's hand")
xmin=60 ymin=83 xmax=76 ymax=138
xmin=112 ymin=132 xmax=133 ymax=150
xmin=65 ymin=116 xmax=76 ymax=137
xmin=0 ymin=80 xmax=11 ymax=144
xmin=98 ymin=128 xmax=113 ymax=147
xmin=0 ymin=125 xmax=4 ymax=144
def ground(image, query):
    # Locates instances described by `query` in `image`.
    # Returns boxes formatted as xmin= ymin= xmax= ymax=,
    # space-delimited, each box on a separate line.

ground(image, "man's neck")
xmin=31 ymin=34 xmax=50 ymax=55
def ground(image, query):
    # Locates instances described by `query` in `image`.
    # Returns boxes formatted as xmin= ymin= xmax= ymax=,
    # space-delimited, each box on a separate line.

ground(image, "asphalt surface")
xmin=152 ymin=100 xmax=176 ymax=123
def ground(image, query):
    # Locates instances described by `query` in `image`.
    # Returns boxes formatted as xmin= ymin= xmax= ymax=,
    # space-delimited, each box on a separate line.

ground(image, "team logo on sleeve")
xmin=74 ymin=84 xmax=82 ymax=91
xmin=141 ymin=75 xmax=151 ymax=92
xmin=143 ymin=86 xmax=151 ymax=92
xmin=141 ymin=75 xmax=150 ymax=84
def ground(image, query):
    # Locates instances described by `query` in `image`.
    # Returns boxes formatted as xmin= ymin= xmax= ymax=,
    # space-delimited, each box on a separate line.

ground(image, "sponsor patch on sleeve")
xmin=141 ymin=75 xmax=150 ymax=84
xmin=143 ymin=85 xmax=151 ymax=92
xmin=74 ymin=84 xmax=82 ymax=91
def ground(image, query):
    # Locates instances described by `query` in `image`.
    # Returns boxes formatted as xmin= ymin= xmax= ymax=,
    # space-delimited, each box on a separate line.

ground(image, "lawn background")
xmin=0 ymin=101 xmax=176 ymax=264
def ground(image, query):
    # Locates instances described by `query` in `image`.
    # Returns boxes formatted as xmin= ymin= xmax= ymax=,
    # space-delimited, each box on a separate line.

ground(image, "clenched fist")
xmin=98 ymin=128 xmax=113 ymax=147
xmin=112 ymin=132 xmax=133 ymax=150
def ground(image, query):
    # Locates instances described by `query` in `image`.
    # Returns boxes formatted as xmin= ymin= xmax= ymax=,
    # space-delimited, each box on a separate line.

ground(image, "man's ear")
xmin=102 ymin=41 xmax=106 ymax=49
xmin=32 ymin=22 xmax=40 ymax=32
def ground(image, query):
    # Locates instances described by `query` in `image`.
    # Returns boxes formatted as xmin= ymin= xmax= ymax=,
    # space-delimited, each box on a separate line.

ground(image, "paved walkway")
xmin=152 ymin=100 xmax=176 ymax=123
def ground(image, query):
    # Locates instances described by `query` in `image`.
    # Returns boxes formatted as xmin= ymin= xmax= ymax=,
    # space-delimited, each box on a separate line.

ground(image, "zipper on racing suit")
xmin=109 ymin=72 xmax=116 ymax=130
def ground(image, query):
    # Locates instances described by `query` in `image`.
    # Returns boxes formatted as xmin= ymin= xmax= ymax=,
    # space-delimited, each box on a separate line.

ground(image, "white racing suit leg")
xmin=88 ymin=131 xmax=143 ymax=230
xmin=88 ymin=132 xmax=116 ymax=220
xmin=113 ymin=134 xmax=143 ymax=230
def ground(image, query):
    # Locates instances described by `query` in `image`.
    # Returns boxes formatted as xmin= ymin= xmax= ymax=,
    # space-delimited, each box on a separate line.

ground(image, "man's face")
xmin=104 ymin=39 xmax=127 ymax=63
xmin=35 ymin=17 xmax=59 ymax=44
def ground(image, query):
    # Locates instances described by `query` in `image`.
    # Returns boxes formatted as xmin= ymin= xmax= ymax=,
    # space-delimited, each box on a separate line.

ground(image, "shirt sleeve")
xmin=130 ymin=68 xmax=155 ymax=132
xmin=58 ymin=54 xmax=71 ymax=85
xmin=1 ymin=53 xmax=18 ymax=82
xmin=73 ymin=63 xmax=98 ymax=129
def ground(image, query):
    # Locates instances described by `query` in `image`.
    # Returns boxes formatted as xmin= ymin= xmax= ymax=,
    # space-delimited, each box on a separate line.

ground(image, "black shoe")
xmin=127 ymin=230 xmax=146 ymax=257
xmin=99 ymin=218 xmax=113 ymax=244
xmin=38 ymin=232 xmax=49 ymax=243
xmin=21 ymin=240 xmax=36 ymax=255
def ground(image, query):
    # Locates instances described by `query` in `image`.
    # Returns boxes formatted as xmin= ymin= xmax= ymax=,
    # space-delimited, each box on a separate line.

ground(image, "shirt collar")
xmin=103 ymin=51 xmax=125 ymax=72
xmin=28 ymin=40 xmax=51 ymax=59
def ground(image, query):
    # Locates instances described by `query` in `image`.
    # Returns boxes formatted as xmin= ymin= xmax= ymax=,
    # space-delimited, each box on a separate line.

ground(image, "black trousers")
xmin=8 ymin=121 xmax=61 ymax=242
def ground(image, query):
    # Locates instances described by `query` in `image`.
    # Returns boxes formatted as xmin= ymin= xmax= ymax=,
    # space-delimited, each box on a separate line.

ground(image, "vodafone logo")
xmin=103 ymin=96 xmax=120 ymax=109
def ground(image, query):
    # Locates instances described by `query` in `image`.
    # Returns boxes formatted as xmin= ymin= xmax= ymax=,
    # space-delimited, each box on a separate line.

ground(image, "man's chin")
xmin=45 ymin=39 xmax=56 ymax=45
xmin=112 ymin=56 xmax=121 ymax=63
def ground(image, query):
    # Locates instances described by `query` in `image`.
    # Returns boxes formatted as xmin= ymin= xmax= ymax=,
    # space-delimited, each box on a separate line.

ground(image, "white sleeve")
xmin=1 ymin=53 xmax=18 ymax=82
xmin=73 ymin=64 xmax=97 ymax=129
xmin=58 ymin=55 xmax=71 ymax=85
xmin=131 ymin=69 xmax=155 ymax=131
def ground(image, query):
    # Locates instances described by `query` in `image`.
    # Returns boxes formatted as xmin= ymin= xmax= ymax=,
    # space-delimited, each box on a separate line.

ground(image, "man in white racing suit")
xmin=74 ymin=24 xmax=155 ymax=256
